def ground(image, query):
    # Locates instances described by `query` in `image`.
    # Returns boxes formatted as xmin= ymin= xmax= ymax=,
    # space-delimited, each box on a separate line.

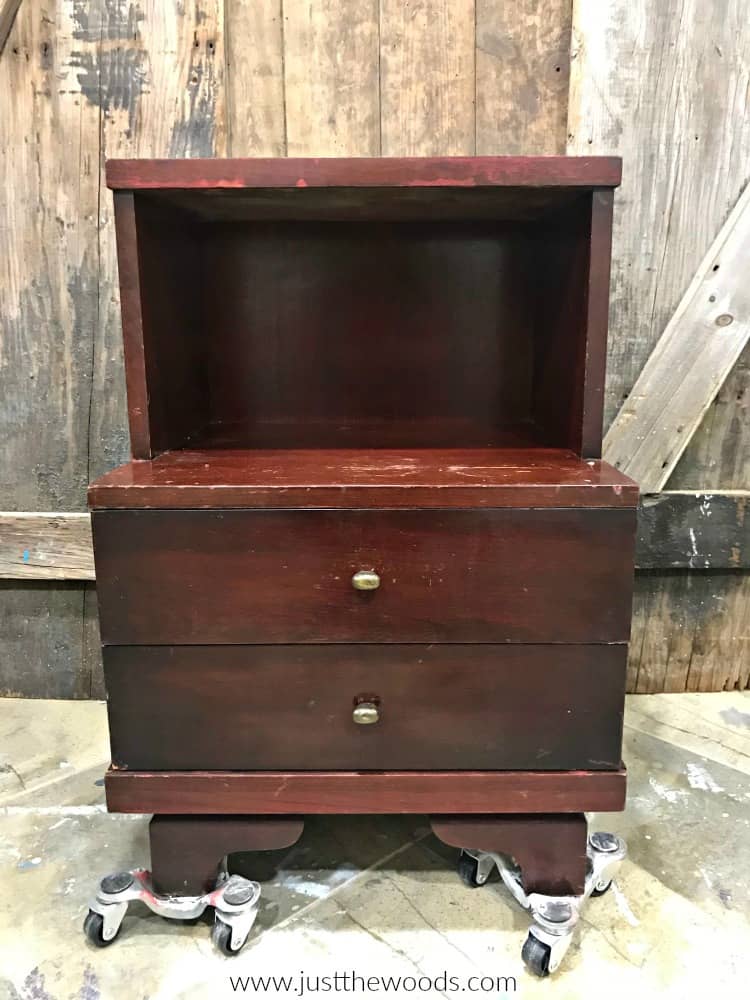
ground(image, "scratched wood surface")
xmin=635 ymin=493 xmax=750 ymax=571
xmin=1 ymin=0 xmax=747 ymax=695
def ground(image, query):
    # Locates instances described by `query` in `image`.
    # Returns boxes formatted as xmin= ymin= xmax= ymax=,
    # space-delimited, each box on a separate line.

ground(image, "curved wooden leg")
xmin=430 ymin=813 xmax=588 ymax=895
xmin=149 ymin=815 xmax=304 ymax=895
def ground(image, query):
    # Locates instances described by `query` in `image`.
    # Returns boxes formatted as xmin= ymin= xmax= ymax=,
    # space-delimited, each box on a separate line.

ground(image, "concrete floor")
xmin=1 ymin=694 xmax=749 ymax=999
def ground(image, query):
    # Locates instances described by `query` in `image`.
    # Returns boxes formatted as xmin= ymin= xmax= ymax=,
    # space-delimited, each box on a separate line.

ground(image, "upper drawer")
xmin=92 ymin=508 xmax=636 ymax=645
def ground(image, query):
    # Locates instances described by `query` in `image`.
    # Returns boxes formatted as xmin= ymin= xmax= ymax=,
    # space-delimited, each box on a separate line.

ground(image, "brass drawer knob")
xmin=351 ymin=569 xmax=380 ymax=591
xmin=352 ymin=701 xmax=380 ymax=725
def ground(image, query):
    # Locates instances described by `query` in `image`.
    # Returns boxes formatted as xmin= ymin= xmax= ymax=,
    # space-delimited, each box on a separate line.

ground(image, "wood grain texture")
xmin=0 ymin=513 xmax=94 ymax=580
xmin=636 ymin=492 xmax=750 ymax=571
xmin=380 ymin=0 xmax=475 ymax=156
xmin=104 ymin=644 xmax=627 ymax=772
xmin=0 ymin=582 xmax=97 ymax=699
xmin=670 ymin=349 xmax=750 ymax=490
xmin=603 ymin=183 xmax=750 ymax=491
xmin=0 ymin=2 xmax=101 ymax=696
xmin=0 ymin=0 xmax=231 ymax=698
xmin=225 ymin=0 xmax=285 ymax=156
xmin=1 ymin=3 xmax=100 ymax=512
xmin=283 ymin=0 xmax=379 ymax=156
xmin=568 ymin=0 xmax=750 ymax=696
xmin=92 ymin=0 xmax=228 ymax=473
xmin=476 ymin=0 xmax=572 ymax=155
xmin=88 ymin=450 xmax=638 ymax=509
xmin=568 ymin=0 xmax=750 ymax=460
xmin=105 ymin=768 xmax=628 ymax=815
xmin=0 ymin=0 xmax=22 ymax=57
xmin=91 ymin=508 xmax=636 ymax=645
xmin=628 ymin=571 xmax=750 ymax=694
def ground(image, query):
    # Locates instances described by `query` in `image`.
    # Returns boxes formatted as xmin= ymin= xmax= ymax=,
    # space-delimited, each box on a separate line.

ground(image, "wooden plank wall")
xmin=569 ymin=0 xmax=750 ymax=692
xmin=0 ymin=0 xmax=747 ymax=696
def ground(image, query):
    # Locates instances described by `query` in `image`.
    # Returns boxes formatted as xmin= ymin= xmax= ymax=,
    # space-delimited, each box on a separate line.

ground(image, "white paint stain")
xmin=686 ymin=762 xmax=724 ymax=794
xmin=689 ymin=527 xmax=699 ymax=567
xmin=648 ymin=777 xmax=689 ymax=804
xmin=612 ymin=883 xmax=640 ymax=927
xmin=282 ymin=876 xmax=337 ymax=899
xmin=699 ymin=868 xmax=713 ymax=889
xmin=48 ymin=817 xmax=70 ymax=830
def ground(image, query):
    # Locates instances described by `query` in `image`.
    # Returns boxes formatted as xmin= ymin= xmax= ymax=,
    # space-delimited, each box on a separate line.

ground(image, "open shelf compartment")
xmin=110 ymin=156 xmax=618 ymax=463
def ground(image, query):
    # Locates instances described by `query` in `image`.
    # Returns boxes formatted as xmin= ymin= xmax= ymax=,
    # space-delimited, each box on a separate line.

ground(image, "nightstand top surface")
xmin=89 ymin=448 xmax=638 ymax=510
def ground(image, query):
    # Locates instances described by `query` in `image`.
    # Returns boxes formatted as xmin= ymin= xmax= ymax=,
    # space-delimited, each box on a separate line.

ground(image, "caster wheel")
xmin=591 ymin=879 xmax=612 ymax=897
xmin=83 ymin=910 xmax=118 ymax=948
xmin=212 ymin=917 xmax=244 ymax=956
xmin=457 ymin=852 xmax=484 ymax=888
xmin=521 ymin=933 xmax=551 ymax=978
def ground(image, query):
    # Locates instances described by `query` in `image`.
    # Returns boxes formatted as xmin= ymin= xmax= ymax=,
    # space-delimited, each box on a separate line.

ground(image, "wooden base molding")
xmin=106 ymin=768 xmax=627 ymax=816
xmin=149 ymin=815 xmax=304 ymax=895
xmin=431 ymin=813 xmax=588 ymax=895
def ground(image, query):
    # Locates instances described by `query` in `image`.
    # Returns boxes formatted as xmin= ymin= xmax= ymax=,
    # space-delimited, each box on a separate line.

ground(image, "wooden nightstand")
xmin=86 ymin=157 xmax=637 ymax=972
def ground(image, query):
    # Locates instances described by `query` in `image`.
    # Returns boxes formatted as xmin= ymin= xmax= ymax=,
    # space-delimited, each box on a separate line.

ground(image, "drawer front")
xmin=92 ymin=508 xmax=635 ymax=645
xmin=104 ymin=644 xmax=626 ymax=771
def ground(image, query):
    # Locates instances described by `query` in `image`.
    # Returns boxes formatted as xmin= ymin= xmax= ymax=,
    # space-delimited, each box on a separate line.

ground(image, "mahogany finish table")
xmin=88 ymin=156 xmax=636 ymax=967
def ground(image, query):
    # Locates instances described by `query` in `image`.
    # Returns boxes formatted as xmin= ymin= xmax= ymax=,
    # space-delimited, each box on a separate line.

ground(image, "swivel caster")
xmin=521 ymin=933 xmax=551 ymax=978
xmin=456 ymin=831 xmax=627 ymax=976
xmin=83 ymin=910 xmax=119 ymax=948
xmin=213 ymin=918 xmax=241 ymax=956
xmin=83 ymin=868 xmax=261 ymax=954
xmin=211 ymin=876 xmax=262 ymax=956
xmin=457 ymin=849 xmax=494 ymax=887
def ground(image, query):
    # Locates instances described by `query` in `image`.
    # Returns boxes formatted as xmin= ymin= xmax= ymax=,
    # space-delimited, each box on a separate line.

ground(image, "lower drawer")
xmin=104 ymin=644 xmax=625 ymax=771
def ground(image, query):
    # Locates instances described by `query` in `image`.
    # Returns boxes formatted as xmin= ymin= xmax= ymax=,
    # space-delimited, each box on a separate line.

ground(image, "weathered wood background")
xmin=0 ymin=0 xmax=748 ymax=697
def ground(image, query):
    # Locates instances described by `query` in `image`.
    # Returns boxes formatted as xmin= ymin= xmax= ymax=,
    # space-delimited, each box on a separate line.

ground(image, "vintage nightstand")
xmin=85 ymin=157 xmax=637 ymax=974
